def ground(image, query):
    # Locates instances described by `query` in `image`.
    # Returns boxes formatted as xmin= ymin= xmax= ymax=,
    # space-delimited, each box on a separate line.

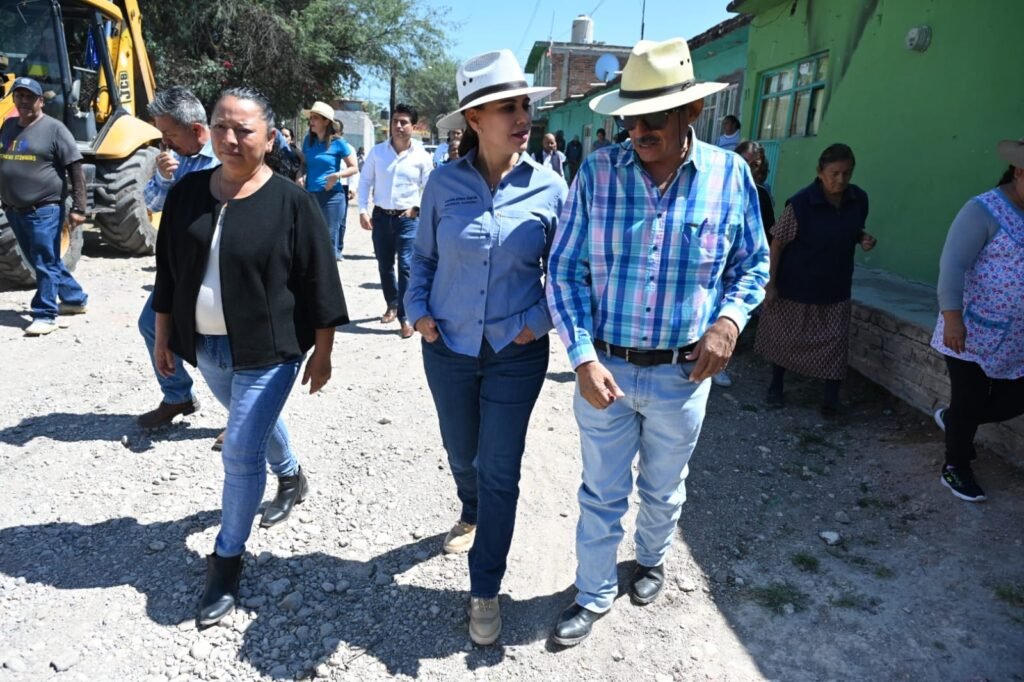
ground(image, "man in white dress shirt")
xmin=358 ymin=103 xmax=433 ymax=338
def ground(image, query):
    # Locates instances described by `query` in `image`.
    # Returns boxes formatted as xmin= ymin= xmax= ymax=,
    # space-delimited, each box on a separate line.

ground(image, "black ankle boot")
xmin=260 ymin=467 xmax=309 ymax=528
xmin=197 ymin=553 xmax=242 ymax=627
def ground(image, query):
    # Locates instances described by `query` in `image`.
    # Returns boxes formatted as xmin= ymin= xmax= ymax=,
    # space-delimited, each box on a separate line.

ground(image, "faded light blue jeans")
xmin=572 ymin=355 xmax=711 ymax=613
xmin=7 ymin=203 xmax=87 ymax=321
xmin=195 ymin=334 xmax=301 ymax=558
xmin=138 ymin=292 xmax=195 ymax=404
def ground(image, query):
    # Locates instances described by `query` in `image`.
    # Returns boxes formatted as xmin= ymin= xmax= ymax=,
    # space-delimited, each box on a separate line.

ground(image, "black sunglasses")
xmin=616 ymin=107 xmax=681 ymax=132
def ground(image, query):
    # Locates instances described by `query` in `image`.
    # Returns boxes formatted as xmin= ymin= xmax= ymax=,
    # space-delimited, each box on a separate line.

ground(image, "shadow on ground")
xmin=0 ymin=412 xmax=221 ymax=453
xmin=0 ymin=515 xmax=574 ymax=678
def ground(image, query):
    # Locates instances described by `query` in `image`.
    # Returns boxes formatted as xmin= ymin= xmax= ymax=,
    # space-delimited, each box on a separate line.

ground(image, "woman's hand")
xmin=513 ymin=325 xmax=536 ymax=344
xmin=861 ymin=232 xmax=877 ymax=251
xmin=302 ymin=349 xmax=332 ymax=394
xmin=415 ymin=315 xmax=440 ymax=343
xmin=324 ymin=173 xmax=339 ymax=191
xmin=154 ymin=344 xmax=176 ymax=378
xmin=942 ymin=310 xmax=967 ymax=354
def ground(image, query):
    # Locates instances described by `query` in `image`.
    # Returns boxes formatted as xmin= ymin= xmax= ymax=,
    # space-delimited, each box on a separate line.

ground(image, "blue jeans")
xmin=422 ymin=335 xmax=549 ymax=598
xmin=572 ymin=355 xmax=711 ymax=613
xmin=371 ymin=209 xmax=417 ymax=321
xmin=195 ymin=334 xmax=301 ymax=557
xmin=138 ymin=292 xmax=195 ymax=404
xmin=312 ymin=190 xmax=347 ymax=260
xmin=7 ymin=204 xmax=87 ymax=321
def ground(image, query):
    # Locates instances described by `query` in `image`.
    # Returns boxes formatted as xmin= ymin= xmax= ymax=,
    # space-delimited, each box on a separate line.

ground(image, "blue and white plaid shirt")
xmin=546 ymin=131 xmax=770 ymax=368
xmin=143 ymin=140 xmax=219 ymax=212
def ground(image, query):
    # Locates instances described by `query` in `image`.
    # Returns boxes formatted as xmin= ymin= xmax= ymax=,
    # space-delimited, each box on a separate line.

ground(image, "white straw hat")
xmin=590 ymin=38 xmax=728 ymax=117
xmin=997 ymin=138 xmax=1024 ymax=167
xmin=437 ymin=50 xmax=555 ymax=130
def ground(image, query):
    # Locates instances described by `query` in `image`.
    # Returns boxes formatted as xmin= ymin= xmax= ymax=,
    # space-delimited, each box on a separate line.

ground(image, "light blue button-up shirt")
xmin=405 ymin=149 xmax=568 ymax=357
xmin=143 ymin=140 xmax=219 ymax=212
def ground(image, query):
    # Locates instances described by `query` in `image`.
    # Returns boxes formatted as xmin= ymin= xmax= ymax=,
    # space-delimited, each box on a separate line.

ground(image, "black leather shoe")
xmin=629 ymin=563 xmax=665 ymax=605
xmin=260 ymin=467 xmax=309 ymax=528
xmin=137 ymin=398 xmax=200 ymax=429
xmin=197 ymin=553 xmax=242 ymax=627
xmin=552 ymin=603 xmax=604 ymax=646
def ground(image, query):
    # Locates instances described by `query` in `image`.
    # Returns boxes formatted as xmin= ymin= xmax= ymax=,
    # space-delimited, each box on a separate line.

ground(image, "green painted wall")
xmin=692 ymin=24 xmax=750 ymax=82
xmin=740 ymin=0 xmax=1024 ymax=284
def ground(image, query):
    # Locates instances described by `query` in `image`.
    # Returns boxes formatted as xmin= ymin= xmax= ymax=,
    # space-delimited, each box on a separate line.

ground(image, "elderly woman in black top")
xmin=755 ymin=143 xmax=876 ymax=415
xmin=153 ymin=87 xmax=348 ymax=627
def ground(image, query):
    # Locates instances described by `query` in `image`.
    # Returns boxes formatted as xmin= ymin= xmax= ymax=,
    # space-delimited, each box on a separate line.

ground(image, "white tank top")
xmin=194 ymin=205 xmax=228 ymax=335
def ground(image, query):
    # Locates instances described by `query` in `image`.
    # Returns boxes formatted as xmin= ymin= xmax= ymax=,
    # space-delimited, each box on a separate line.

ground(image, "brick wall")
xmin=849 ymin=271 xmax=1024 ymax=468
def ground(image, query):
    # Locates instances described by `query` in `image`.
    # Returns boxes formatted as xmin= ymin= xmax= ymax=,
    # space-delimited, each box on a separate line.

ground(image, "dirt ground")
xmin=0 ymin=216 xmax=1022 ymax=681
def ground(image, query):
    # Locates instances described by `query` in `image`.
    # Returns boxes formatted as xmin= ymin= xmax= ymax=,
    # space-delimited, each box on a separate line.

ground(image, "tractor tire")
xmin=0 ymin=203 xmax=83 ymax=288
xmin=94 ymin=146 xmax=159 ymax=255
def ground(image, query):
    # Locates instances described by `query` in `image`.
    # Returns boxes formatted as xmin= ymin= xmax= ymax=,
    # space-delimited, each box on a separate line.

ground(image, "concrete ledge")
xmin=850 ymin=267 xmax=1024 ymax=468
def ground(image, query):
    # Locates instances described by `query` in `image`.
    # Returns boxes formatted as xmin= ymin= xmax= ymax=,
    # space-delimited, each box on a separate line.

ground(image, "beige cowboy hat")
xmin=303 ymin=101 xmax=341 ymax=132
xmin=437 ymin=50 xmax=555 ymax=130
xmin=590 ymin=38 xmax=728 ymax=117
xmin=997 ymin=138 xmax=1024 ymax=167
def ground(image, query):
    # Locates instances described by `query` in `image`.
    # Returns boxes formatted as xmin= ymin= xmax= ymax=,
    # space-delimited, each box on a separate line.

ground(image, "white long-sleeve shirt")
xmin=357 ymin=139 xmax=433 ymax=213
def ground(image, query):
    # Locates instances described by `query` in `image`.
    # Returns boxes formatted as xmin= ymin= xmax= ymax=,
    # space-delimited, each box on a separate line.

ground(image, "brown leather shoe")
xmin=381 ymin=307 xmax=398 ymax=324
xmin=211 ymin=430 xmax=226 ymax=451
xmin=137 ymin=398 xmax=200 ymax=429
xmin=400 ymin=321 xmax=414 ymax=339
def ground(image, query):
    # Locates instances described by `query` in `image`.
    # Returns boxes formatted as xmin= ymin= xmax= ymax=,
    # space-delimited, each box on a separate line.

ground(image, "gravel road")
xmin=1 ymin=217 xmax=1022 ymax=681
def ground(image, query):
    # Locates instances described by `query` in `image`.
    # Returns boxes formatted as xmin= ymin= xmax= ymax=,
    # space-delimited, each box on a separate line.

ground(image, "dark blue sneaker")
xmin=940 ymin=465 xmax=986 ymax=502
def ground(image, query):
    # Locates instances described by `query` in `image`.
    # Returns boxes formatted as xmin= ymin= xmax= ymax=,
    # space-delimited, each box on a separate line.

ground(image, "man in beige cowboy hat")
xmin=546 ymin=37 xmax=770 ymax=645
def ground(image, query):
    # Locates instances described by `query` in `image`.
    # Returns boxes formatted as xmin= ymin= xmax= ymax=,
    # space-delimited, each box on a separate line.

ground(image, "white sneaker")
xmin=443 ymin=521 xmax=476 ymax=554
xmin=934 ymin=407 xmax=947 ymax=432
xmin=58 ymin=302 xmax=88 ymax=315
xmin=468 ymin=596 xmax=501 ymax=645
xmin=24 ymin=319 xmax=58 ymax=336
xmin=712 ymin=370 xmax=733 ymax=387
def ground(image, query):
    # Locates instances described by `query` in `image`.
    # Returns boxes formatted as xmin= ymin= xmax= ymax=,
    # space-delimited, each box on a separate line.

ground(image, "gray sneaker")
xmin=443 ymin=521 xmax=476 ymax=554
xmin=468 ymin=597 xmax=501 ymax=645
xmin=58 ymin=302 xmax=88 ymax=315
xmin=24 ymin=319 xmax=58 ymax=336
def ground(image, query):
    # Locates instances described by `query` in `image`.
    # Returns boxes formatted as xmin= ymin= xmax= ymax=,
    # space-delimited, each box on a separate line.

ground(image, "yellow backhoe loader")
xmin=0 ymin=0 xmax=161 ymax=286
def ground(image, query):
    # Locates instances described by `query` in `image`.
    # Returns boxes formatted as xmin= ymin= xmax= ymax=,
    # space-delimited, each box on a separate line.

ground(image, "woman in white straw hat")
xmin=546 ymin=37 xmax=769 ymax=645
xmin=300 ymin=100 xmax=357 ymax=260
xmin=405 ymin=48 xmax=567 ymax=646
xmin=930 ymin=138 xmax=1024 ymax=503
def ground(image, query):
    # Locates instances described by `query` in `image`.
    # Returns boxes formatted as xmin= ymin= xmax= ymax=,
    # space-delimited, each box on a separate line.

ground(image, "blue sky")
xmin=357 ymin=0 xmax=735 ymax=103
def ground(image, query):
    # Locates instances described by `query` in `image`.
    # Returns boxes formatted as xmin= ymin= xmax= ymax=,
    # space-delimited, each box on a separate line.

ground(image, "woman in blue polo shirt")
xmin=405 ymin=50 xmax=563 ymax=646
xmin=301 ymin=101 xmax=357 ymax=260
xmin=755 ymin=143 xmax=878 ymax=416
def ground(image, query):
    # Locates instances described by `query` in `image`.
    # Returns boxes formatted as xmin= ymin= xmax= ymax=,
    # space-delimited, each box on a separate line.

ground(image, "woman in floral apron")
xmin=932 ymin=138 xmax=1024 ymax=502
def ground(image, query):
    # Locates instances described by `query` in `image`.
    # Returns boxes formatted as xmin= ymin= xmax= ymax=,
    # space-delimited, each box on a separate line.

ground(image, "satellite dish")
xmin=595 ymin=53 xmax=620 ymax=83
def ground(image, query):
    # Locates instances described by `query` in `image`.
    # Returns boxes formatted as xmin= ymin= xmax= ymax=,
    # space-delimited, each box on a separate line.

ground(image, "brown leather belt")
xmin=596 ymin=339 xmax=698 ymax=367
xmin=5 ymin=200 xmax=60 ymax=214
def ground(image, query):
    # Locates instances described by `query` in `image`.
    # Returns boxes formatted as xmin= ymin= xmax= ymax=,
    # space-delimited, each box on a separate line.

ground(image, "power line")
xmin=515 ymin=0 xmax=543 ymax=56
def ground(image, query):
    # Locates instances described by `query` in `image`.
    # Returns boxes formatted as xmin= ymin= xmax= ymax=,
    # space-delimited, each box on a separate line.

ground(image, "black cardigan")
xmin=153 ymin=169 xmax=349 ymax=369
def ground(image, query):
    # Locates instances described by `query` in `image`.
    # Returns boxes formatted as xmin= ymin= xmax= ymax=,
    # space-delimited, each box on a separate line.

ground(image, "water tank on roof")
xmin=572 ymin=15 xmax=594 ymax=44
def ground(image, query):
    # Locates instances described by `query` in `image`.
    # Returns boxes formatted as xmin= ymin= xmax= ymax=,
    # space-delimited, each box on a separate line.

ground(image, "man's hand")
xmin=686 ymin=317 xmax=739 ymax=382
xmin=415 ymin=315 xmax=440 ymax=343
xmin=67 ymin=211 xmax=86 ymax=229
xmin=154 ymin=344 xmax=176 ymax=378
xmin=942 ymin=310 xmax=967 ymax=354
xmin=513 ymin=325 xmax=536 ymax=345
xmin=301 ymin=349 xmax=332 ymax=394
xmin=861 ymin=232 xmax=877 ymax=251
xmin=295 ymin=174 xmax=306 ymax=187
xmin=324 ymin=173 xmax=339 ymax=191
xmin=156 ymin=150 xmax=178 ymax=181
xmin=576 ymin=361 xmax=625 ymax=409
xmin=359 ymin=214 xmax=373 ymax=231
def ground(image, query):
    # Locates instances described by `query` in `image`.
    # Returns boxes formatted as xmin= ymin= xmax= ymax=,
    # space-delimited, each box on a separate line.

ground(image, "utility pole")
xmin=640 ymin=0 xmax=646 ymax=39
xmin=389 ymin=64 xmax=397 ymax=120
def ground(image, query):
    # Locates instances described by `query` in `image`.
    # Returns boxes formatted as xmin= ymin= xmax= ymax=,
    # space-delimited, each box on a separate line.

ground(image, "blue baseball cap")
xmin=12 ymin=77 xmax=43 ymax=97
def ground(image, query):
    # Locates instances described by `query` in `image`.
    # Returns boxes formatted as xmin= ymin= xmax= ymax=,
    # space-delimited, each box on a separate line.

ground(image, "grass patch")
xmin=746 ymin=582 xmax=810 ymax=614
xmin=825 ymin=549 xmax=896 ymax=579
xmin=995 ymin=583 xmax=1024 ymax=609
xmin=791 ymin=552 xmax=820 ymax=573
xmin=856 ymin=496 xmax=897 ymax=510
xmin=829 ymin=591 xmax=881 ymax=612
xmin=795 ymin=429 xmax=833 ymax=453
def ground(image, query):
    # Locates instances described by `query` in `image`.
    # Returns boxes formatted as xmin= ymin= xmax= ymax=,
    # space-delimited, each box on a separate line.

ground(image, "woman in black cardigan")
xmin=152 ymin=87 xmax=348 ymax=627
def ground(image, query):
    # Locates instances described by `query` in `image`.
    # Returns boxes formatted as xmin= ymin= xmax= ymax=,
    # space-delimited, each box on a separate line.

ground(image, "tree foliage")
xmin=396 ymin=55 xmax=459 ymax=135
xmin=141 ymin=0 xmax=448 ymax=116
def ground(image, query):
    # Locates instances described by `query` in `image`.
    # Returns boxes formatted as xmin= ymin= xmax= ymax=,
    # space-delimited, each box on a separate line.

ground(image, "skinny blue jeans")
xmin=572 ymin=356 xmax=711 ymax=613
xmin=195 ymin=334 xmax=301 ymax=557
xmin=422 ymin=335 xmax=549 ymax=598
xmin=138 ymin=292 xmax=194 ymax=404
xmin=312 ymin=189 xmax=348 ymax=260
